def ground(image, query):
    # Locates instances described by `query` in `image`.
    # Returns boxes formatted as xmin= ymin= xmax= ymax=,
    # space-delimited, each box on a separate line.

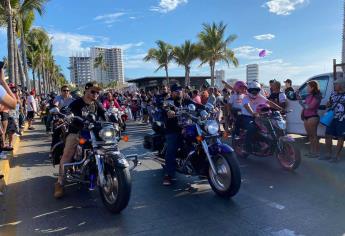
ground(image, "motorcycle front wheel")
xmin=276 ymin=142 xmax=301 ymax=171
xmin=208 ymin=153 xmax=241 ymax=198
xmin=99 ymin=164 xmax=132 ymax=214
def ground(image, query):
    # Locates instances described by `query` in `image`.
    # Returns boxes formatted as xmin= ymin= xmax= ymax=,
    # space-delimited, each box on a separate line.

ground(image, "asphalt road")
xmin=1 ymin=120 xmax=345 ymax=236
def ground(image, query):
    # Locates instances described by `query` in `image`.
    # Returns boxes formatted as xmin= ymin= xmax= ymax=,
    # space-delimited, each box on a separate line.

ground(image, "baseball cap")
xmin=334 ymin=78 xmax=345 ymax=85
xmin=85 ymin=81 xmax=102 ymax=91
xmin=284 ymin=79 xmax=292 ymax=84
xmin=170 ymin=84 xmax=182 ymax=92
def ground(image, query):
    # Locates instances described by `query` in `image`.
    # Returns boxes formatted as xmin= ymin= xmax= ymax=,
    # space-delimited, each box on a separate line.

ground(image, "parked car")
xmin=286 ymin=72 xmax=344 ymax=137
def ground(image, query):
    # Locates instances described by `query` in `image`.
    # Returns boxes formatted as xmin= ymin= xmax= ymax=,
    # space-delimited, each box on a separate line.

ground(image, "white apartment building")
xmin=215 ymin=70 xmax=225 ymax=88
xmin=69 ymin=56 xmax=92 ymax=87
xmin=90 ymin=47 xmax=124 ymax=85
xmin=246 ymin=64 xmax=259 ymax=83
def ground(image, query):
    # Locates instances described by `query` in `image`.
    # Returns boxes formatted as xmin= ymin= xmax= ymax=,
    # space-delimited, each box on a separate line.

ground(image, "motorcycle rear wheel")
xmin=208 ymin=153 xmax=241 ymax=198
xmin=276 ymin=142 xmax=301 ymax=171
xmin=99 ymin=164 xmax=131 ymax=214
xmin=232 ymin=138 xmax=249 ymax=159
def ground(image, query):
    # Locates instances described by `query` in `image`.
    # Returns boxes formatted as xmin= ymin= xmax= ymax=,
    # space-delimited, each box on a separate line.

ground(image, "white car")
xmin=286 ymin=72 xmax=344 ymax=137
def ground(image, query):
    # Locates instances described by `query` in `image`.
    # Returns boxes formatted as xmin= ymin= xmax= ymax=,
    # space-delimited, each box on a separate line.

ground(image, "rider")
xmin=54 ymin=85 xmax=75 ymax=109
xmin=241 ymin=81 xmax=283 ymax=151
xmin=103 ymin=91 xmax=120 ymax=109
xmin=54 ymin=81 xmax=105 ymax=198
xmin=268 ymin=81 xmax=287 ymax=110
xmin=228 ymin=80 xmax=247 ymax=137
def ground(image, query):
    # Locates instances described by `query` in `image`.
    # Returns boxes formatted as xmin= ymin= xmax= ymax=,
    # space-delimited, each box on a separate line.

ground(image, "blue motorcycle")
xmin=144 ymin=103 xmax=241 ymax=198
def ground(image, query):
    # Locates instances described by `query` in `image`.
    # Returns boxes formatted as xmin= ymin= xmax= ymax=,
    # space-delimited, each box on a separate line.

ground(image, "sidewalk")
xmin=0 ymin=123 xmax=28 ymax=194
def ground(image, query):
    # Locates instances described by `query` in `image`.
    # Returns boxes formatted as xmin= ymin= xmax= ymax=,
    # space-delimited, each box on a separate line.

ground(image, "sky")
xmin=0 ymin=0 xmax=343 ymax=85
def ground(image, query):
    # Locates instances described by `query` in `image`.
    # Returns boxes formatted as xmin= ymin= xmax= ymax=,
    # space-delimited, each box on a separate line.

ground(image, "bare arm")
xmin=0 ymin=68 xmax=17 ymax=109
xmin=267 ymin=100 xmax=283 ymax=111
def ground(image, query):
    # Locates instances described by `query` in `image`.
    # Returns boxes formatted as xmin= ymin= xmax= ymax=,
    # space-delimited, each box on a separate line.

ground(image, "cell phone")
xmin=0 ymin=61 xmax=4 ymax=70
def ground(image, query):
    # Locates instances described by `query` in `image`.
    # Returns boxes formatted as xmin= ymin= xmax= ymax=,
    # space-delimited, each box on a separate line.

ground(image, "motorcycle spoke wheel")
xmin=209 ymin=155 xmax=232 ymax=191
xmin=277 ymin=142 xmax=301 ymax=170
xmin=102 ymin=172 xmax=119 ymax=205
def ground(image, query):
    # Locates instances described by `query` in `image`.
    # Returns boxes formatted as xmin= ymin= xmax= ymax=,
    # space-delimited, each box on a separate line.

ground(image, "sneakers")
xmin=162 ymin=175 xmax=173 ymax=186
xmin=54 ymin=182 xmax=64 ymax=198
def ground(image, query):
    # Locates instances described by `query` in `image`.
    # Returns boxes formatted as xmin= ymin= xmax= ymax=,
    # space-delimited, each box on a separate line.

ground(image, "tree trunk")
xmin=13 ymin=21 xmax=19 ymax=85
xmin=165 ymin=65 xmax=170 ymax=86
xmin=17 ymin=49 xmax=26 ymax=87
xmin=37 ymin=69 xmax=41 ymax=95
xmin=32 ymin=69 xmax=36 ymax=92
xmin=185 ymin=66 xmax=190 ymax=86
xmin=5 ymin=0 xmax=15 ymax=83
xmin=20 ymin=24 xmax=31 ymax=90
xmin=210 ymin=62 xmax=215 ymax=87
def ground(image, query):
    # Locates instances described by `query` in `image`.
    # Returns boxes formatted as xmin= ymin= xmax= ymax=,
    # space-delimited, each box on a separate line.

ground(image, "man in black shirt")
xmin=54 ymin=81 xmax=104 ymax=198
xmin=284 ymin=79 xmax=295 ymax=98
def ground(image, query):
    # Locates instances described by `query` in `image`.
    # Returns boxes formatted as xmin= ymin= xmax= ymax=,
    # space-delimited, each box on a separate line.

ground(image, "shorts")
xmin=326 ymin=120 xmax=345 ymax=139
xmin=27 ymin=111 xmax=35 ymax=120
xmin=0 ymin=112 xmax=9 ymax=121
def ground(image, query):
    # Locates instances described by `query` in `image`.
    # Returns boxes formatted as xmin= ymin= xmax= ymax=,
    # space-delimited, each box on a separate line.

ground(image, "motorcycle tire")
xmin=232 ymin=138 xmax=249 ymax=159
xmin=207 ymin=152 xmax=241 ymax=198
xmin=99 ymin=164 xmax=132 ymax=214
xmin=276 ymin=142 xmax=301 ymax=171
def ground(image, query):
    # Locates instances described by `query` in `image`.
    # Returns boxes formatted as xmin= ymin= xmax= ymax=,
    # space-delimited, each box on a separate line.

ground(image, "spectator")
xmin=269 ymin=79 xmax=276 ymax=94
xmin=298 ymin=80 xmax=322 ymax=158
xmin=54 ymin=85 xmax=74 ymax=109
xmin=26 ymin=91 xmax=37 ymax=130
xmin=322 ymin=78 xmax=345 ymax=162
xmin=268 ymin=81 xmax=287 ymax=109
xmin=192 ymin=90 xmax=202 ymax=104
xmin=284 ymin=79 xmax=295 ymax=95
xmin=207 ymin=87 xmax=216 ymax=105
xmin=0 ymin=62 xmax=17 ymax=109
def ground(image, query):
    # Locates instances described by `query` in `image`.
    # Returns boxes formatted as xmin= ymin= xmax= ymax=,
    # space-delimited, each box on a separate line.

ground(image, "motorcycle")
xmin=232 ymin=108 xmax=301 ymax=171
xmin=49 ymin=107 xmax=139 ymax=213
xmin=106 ymin=107 xmax=127 ymax=132
xmin=144 ymin=103 xmax=241 ymax=198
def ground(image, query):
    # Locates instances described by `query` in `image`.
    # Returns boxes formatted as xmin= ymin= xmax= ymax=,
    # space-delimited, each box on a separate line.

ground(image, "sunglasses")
xmin=63 ymin=90 xmax=70 ymax=92
xmin=90 ymin=90 xmax=99 ymax=95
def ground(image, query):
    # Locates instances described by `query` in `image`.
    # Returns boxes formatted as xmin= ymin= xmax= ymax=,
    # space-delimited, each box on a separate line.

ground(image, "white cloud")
xmin=99 ymin=42 xmax=144 ymax=51
xmin=264 ymin=0 xmax=306 ymax=16
xmin=94 ymin=12 xmax=126 ymax=24
xmin=150 ymin=0 xmax=188 ymax=13
xmin=234 ymin=46 xmax=272 ymax=60
xmin=254 ymin=34 xmax=275 ymax=40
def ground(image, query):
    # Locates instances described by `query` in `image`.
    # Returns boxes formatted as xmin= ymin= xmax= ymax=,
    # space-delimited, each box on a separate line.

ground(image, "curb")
xmin=0 ymin=123 xmax=28 ymax=193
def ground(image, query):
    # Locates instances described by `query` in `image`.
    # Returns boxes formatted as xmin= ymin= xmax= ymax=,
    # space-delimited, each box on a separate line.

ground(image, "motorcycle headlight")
xmin=99 ymin=126 xmax=116 ymax=143
xmin=205 ymin=120 xmax=219 ymax=135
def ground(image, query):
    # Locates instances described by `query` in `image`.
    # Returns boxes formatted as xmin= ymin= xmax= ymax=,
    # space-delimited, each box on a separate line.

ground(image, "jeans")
xmin=164 ymin=133 xmax=181 ymax=177
xmin=241 ymin=115 xmax=256 ymax=151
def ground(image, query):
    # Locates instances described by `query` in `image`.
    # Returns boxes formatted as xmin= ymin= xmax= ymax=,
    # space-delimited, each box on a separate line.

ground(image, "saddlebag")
xmin=143 ymin=132 xmax=164 ymax=151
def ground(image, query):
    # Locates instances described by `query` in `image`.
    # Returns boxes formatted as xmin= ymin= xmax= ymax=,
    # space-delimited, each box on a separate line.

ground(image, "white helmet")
xmin=247 ymin=81 xmax=261 ymax=94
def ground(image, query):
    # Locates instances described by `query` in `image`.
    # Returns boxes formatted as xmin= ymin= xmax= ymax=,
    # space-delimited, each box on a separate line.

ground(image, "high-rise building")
xmin=69 ymin=55 xmax=92 ymax=87
xmin=246 ymin=64 xmax=259 ymax=83
xmin=90 ymin=47 xmax=124 ymax=85
xmin=215 ymin=70 xmax=225 ymax=88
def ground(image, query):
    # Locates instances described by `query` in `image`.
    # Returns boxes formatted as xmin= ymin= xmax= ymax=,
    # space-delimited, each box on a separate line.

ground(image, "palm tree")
xmin=173 ymin=40 xmax=198 ymax=86
xmin=94 ymin=53 xmax=107 ymax=85
xmin=198 ymin=22 xmax=239 ymax=86
xmin=144 ymin=40 xmax=174 ymax=86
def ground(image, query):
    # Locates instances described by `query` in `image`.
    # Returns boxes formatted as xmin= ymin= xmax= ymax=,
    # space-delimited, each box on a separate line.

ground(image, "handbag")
xmin=320 ymin=110 xmax=334 ymax=127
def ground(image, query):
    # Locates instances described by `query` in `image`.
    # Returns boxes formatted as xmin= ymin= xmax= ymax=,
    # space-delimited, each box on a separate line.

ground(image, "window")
xmin=298 ymin=76 xmax=329 ymax=100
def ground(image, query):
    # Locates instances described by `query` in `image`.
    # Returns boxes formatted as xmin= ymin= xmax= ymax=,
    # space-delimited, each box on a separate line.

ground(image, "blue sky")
xmin=0 ymin=0 xmax=343 ymax=85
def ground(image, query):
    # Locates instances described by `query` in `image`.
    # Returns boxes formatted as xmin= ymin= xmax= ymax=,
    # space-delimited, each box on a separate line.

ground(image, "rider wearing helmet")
xmin=241 ymin=81 xmax=283 ymax=151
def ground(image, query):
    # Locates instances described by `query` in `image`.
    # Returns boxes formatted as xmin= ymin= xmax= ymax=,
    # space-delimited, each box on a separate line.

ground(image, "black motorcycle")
xmin=144 ymin=103 xmax=241 ymax=198
xmin=49 ymin=107 xmax=139 ymax=213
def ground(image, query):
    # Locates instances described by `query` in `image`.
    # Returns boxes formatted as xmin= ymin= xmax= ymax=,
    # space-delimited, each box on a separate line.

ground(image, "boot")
xmin=54 ymin=182 xmax=64 ymax=198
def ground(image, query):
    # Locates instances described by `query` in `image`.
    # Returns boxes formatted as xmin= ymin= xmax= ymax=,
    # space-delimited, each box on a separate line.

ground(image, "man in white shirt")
xmin=26 ymin=91 xmax=37 ymax=130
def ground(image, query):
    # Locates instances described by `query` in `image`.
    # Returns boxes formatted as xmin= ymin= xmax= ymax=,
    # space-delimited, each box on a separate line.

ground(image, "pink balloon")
xmin=259 ymin=50 xmax=266 ymax=57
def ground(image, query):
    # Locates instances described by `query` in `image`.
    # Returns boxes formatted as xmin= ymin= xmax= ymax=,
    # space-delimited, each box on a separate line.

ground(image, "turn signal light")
xmin=79 ymin=138 xmax=87 ymax=145
xmin=123 ymin=135 xmax=129 ymax=142
xmin=196 ymin=136 xmax=203 ymax=142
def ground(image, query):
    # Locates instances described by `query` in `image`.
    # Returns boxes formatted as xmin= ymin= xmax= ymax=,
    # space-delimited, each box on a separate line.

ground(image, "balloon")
xmin=259 ymin=50 xmax=266 ymax=58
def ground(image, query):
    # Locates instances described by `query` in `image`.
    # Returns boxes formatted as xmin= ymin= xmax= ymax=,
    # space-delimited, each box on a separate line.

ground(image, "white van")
xmin=286 ymin=72 xmax=344 ymax=137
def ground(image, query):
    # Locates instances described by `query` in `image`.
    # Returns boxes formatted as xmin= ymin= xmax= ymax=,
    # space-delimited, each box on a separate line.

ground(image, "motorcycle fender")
xmin=209 ymin=143 xmax=234 ymax=156
xmin=105 ymin=152 xmax=129 ymax=168
xmin=279 ymin=136 xmax=295 ymax=143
